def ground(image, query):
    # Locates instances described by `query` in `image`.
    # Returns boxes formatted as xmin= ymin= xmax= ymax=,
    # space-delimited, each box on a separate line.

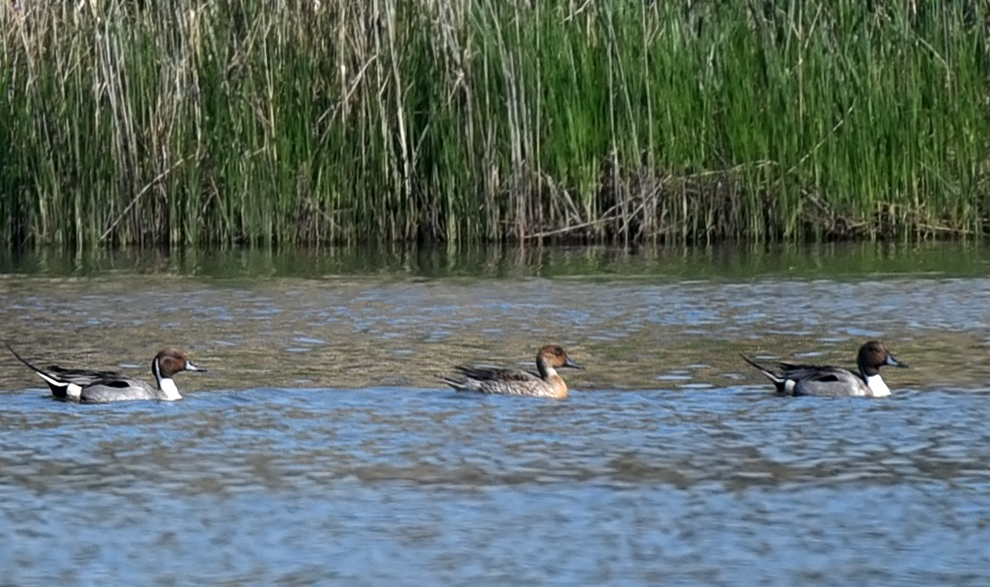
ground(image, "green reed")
xmin=1 ymin=0 xmax=989 ymax=247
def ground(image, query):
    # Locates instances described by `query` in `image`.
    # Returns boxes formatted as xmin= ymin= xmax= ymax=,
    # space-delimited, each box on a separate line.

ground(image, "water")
xmin=1 ymin=243 xmax=989 ymax=586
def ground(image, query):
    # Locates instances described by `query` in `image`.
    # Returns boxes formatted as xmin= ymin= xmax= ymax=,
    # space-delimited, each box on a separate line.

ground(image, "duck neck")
xmin=153 ymin=358 xmax=182 ymax=401
xmin=536 ymin=361 xmax=560 ymax=381
xmin=537 ymin=359 xmax=557 ymax=381
xmin=159 ymin=377 xmax=182 ymax=401
xmin=536 ymin=359 xmax=567 ymax=398
xmin=858 ymin=358 xmax=880 ymax=381
xmin=864 ymin=374 xmax=891 ymax=397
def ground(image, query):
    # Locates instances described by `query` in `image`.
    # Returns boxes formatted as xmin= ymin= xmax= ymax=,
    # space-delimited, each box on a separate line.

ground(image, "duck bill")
xmin=563 ymin=358 xmax=584 ymax=370
xmin=886 ymin=353 xmax=908 ymax=368
xmin=186 ymin=360 xmax=207 ymax=373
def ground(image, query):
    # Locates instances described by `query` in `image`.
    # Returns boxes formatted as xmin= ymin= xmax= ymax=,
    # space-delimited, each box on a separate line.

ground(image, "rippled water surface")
xmin=1 ymin=243 xmax=989 ymax=586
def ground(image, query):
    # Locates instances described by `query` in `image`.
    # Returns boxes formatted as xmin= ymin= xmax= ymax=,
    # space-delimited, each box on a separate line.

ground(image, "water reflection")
xmin=3 ymin=240 xmax=989 ymax=279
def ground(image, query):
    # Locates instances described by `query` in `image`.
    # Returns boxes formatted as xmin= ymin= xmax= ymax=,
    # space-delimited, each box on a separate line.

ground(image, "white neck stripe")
xmin=865 ymin=374 xmax=891 ymax=397
xmin=159 ymin=378 xmax=182 ymax=401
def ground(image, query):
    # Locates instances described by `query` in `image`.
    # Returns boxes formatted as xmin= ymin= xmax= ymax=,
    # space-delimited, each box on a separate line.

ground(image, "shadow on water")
xmin=0 ymin=242 xmax=989 ymax=585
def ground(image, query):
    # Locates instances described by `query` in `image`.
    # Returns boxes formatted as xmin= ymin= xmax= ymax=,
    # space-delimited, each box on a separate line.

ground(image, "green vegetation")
xmin=1 ymin=0 xmax=989 ymax=247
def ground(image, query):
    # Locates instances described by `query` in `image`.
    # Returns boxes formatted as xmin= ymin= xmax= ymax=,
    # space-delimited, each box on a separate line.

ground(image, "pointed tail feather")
xmin=739 ymin=353 xmax=776 ymax=379
xmin=5 ymin=342 xmax=71 ymax=398
xmin=740 ymin=353 xmax=789 ymax=393
xmin=438 ymin=374 xmax=466 ymax=390
xmin=5 ymin=341 xmax=42 ymax=373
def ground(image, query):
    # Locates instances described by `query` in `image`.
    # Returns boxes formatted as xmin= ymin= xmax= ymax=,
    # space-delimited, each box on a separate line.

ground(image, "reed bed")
xmin=2 ymin=0 xmax=989 ymax=247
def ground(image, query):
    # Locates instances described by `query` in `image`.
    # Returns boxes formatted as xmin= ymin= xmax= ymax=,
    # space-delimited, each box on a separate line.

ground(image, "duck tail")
xmin=5 ymin=341 xmax=70 ymax=398
xmin=437 ymin=373 xmax=465 ymax=390
xmin=739 ymin=353 xmax=785 ymax=383
xmin=5 ymin=341 xmax=42 ymax=373
xmin=741 ymin=353 xmax=794 ymax=394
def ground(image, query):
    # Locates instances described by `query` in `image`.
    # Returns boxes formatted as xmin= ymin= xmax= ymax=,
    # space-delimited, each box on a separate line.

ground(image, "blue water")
xmin=1 ymin=244 xmax=989 ymax=585
xmin=1 ymin=386 xmax=988 ymax=586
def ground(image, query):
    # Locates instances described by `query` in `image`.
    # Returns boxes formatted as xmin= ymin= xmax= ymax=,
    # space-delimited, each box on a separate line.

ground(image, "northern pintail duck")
xmin=6 ymin=343 xmax=206 ymax=403
xmin=440 ymin=344 xmax=583 ymax=399
xmin=741 ymin=340 xmax=908 ymax=397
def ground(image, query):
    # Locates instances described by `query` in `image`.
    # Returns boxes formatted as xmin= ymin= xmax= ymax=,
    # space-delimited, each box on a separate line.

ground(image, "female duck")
xmin=441 ymin=344 xmax=583 ymax=399
xmin=6 ymin=342 xmax=206 ymax=403
xmin=741 ymin=340 xmax=907 ymax=397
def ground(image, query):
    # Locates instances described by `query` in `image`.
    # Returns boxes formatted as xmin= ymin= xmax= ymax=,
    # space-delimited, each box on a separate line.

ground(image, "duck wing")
xmin=775 ymin=363 xmax=850 ymax=382
xmin=453 ymin=366 xmax=542 ymax=382
xmin=46 ymin=365 xmax=124 ymax=385
xmin=778 ymin=364 xmax=869 ymax=397
xmin=79 ymin=379 xmax=157 ymax=403
xmin=440 ymin=366 xmax=546 ymax=395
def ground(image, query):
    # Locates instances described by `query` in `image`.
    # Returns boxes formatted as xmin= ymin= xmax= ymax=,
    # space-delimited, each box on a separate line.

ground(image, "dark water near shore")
xmin=1 ymin=243 xmax=989 ymax=585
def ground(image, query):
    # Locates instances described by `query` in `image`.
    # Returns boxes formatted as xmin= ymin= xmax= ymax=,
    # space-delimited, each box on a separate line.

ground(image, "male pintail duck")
xmin=440 ymin=344 xmax=583 ymax=399
xmin=6 ymin=342 xmax=206 ymax=403
xmin=741 ymin=340 xmax=908 ymax=398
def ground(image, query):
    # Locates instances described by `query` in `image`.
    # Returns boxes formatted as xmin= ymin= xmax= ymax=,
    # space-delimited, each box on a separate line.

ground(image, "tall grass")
xmin=1 ymin=0 xmax=989 ymax=247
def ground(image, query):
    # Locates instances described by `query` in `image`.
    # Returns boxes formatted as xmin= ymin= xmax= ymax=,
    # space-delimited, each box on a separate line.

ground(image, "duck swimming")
xmin=741 ymin=340 xmax=908 ymax=397
xmin=6 ymin=342 xmax=206 ymax=403
xmin=440 ymin=344 xmax=583 ymax=399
